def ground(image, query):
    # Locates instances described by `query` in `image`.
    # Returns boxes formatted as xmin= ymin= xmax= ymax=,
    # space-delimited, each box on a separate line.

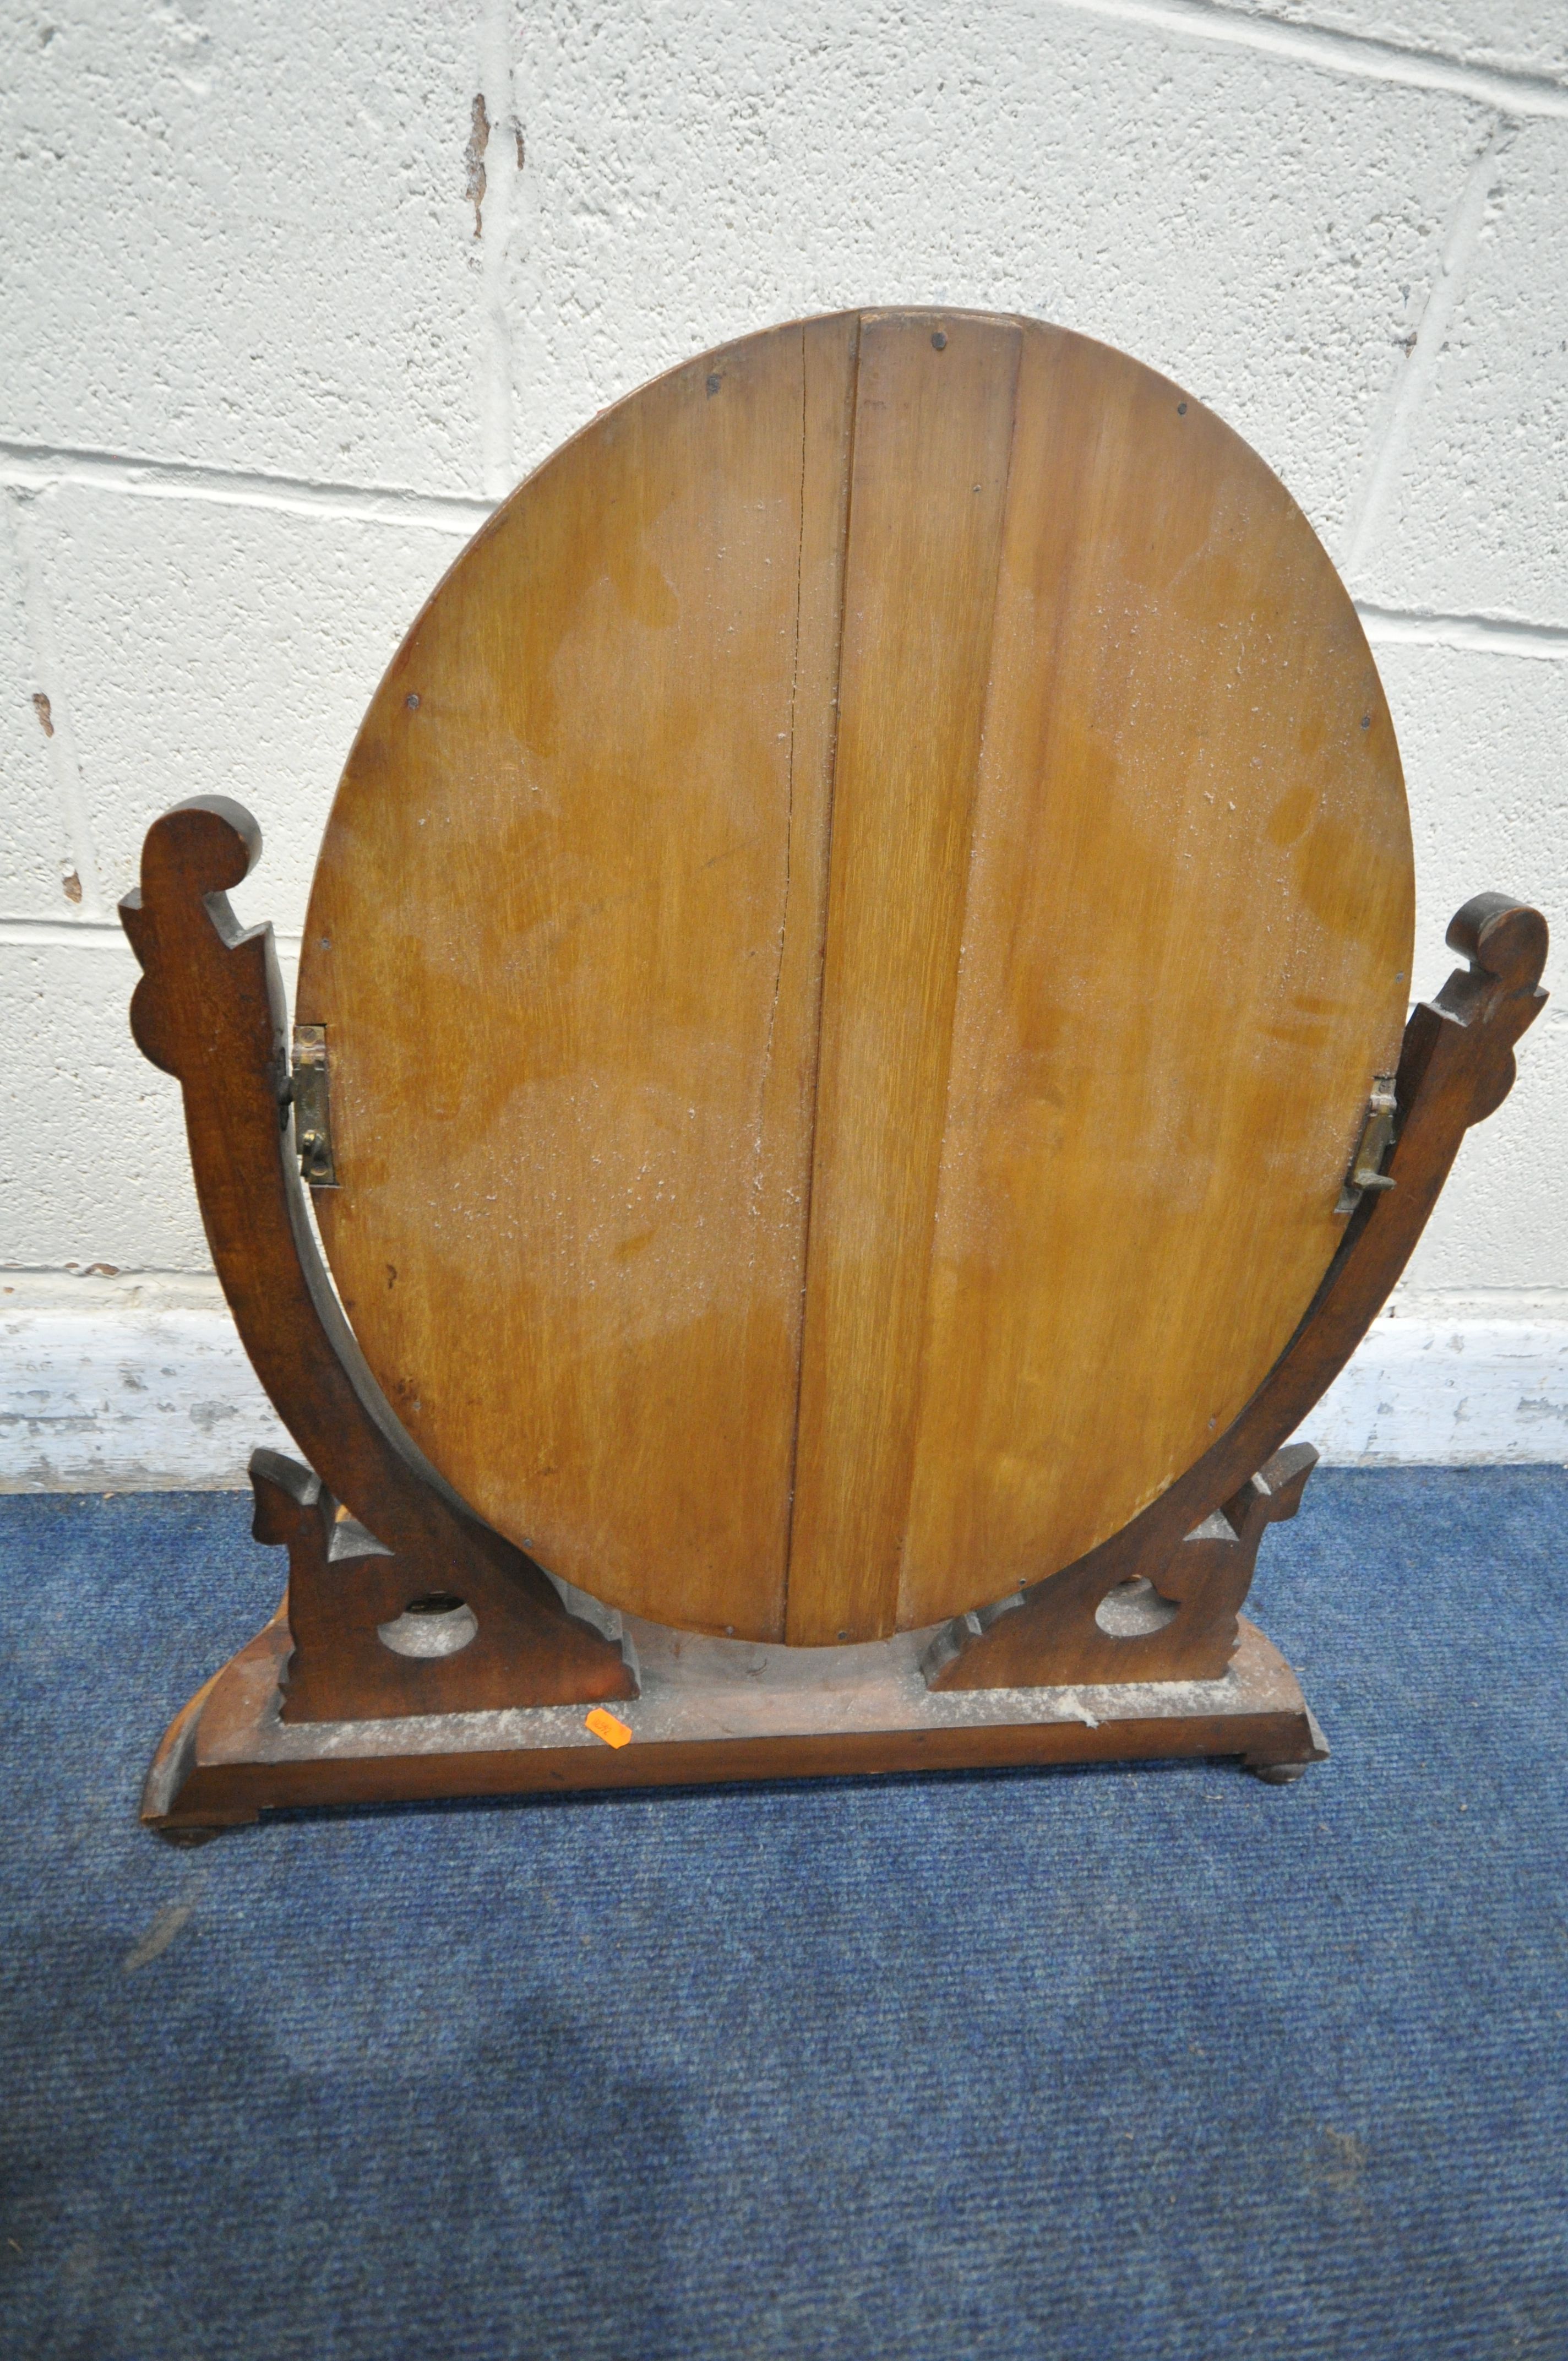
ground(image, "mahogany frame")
xmin=122 ymin=798 xmax=1547 ymax=1834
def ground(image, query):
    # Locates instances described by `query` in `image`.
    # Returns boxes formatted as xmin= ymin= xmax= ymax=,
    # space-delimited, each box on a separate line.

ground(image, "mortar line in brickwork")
xmin=1356 ymin=607 xmax=1568 ymax=660
xmin=5 ymin=488 xmax=104 ymax=922
xmin=1340 ymin=117 xmax=1510 ymax=585
xmin=0 ymin=916 xmax=304 ymax=955
xmin=4 ymin=434 xmax=1567 ymax=655
xmin=475 ymin=0 xmax=521 ymax=500
xmin=1047 ymin=0 xmax=1568 ymax=115
xmin=0 ymin=440 xmax=493 ymax=537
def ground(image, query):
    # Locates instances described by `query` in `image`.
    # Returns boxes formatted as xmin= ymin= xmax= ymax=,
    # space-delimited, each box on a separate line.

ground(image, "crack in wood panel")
xmin=785 ymin=312 xmax=1023 ymax=1645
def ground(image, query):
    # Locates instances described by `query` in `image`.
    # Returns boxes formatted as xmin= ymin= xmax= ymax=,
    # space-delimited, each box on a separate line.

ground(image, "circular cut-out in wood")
xmin=299 ymin=309 xmax=1413 ymax=1646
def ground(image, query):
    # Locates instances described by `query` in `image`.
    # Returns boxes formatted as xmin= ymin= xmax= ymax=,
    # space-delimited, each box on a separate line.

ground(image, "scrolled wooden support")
xmin=122 ymin=799 xmax=636 ymax=1721
xmin=927 ymin=895 xmax=1549 ymax=1694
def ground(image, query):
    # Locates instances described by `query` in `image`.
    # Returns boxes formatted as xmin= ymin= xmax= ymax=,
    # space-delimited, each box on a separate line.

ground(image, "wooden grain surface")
xmin=786 ymin=314 xmax=1021 ymax=1642
xmin=298 ymin=309 xmax=1413 ymax=1643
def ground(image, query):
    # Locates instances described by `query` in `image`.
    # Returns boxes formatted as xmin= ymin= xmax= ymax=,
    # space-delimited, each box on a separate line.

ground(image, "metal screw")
xmin=931 ymin=331 xmax=947 ymax=350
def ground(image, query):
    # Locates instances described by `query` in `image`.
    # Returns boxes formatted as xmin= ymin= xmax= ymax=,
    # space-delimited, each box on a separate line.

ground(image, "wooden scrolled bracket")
xmin=122 ymin=798 xmax=637 ymax=1723
xmin=927 ymin=894 xmax=1550 ymax=1693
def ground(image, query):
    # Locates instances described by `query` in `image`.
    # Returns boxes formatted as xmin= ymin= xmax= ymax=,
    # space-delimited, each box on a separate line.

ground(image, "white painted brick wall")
xmin=2 ymin=0 xmax=1564 ymax=1486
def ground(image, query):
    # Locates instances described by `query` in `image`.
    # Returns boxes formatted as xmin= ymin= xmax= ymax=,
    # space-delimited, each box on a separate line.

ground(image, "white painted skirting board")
xmin=2 ymin=1280 xmax=1565 ymax=1490
xmin=0 ymin=1289 xmax=292 ymax=1490
xmin=1304 ymin=1309 xmax=1568 ymax=1464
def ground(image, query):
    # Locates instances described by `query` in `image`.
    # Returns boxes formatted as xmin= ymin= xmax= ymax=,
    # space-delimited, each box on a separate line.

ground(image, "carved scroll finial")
xmin=1420 ymin=893 xmax=1550 ymax=1127
xmin=122 ymin=798 xmax=270 ymax=1081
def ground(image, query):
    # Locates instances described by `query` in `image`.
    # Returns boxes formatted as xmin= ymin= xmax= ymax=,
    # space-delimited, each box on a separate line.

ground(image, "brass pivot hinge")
xmin=290 ymin=1024 xmax=339 ymax=1188
xmin=1336 ymin=1074 xmax=1398 ymax=1214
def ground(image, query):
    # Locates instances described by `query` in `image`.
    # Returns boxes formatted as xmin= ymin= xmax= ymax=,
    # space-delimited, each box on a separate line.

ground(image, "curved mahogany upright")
xmin=927 ymin=894 xmax=1548 ymax=1689
xmin=122 ymin=797 xmax=635 ymax=1727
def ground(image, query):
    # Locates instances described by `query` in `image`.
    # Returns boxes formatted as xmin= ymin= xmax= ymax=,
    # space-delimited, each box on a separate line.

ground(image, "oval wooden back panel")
xmin=298 ymin=310 xmax=1413 ymax=1645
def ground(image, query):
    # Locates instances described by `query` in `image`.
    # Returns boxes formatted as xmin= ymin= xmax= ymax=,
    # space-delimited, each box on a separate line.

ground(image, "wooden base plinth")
xmin=143 ymin=1608 xmax=1328 ymax=1836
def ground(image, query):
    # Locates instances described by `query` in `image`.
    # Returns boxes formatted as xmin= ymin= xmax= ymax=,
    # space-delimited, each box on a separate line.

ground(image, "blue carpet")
xmin=1 ymin=1468 xmax=1565 ymax=2360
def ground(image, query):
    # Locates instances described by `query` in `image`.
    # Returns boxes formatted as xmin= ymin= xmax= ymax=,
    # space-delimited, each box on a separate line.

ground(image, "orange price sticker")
xmin=585 ymin=1708 xmax=633 ymax=1750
